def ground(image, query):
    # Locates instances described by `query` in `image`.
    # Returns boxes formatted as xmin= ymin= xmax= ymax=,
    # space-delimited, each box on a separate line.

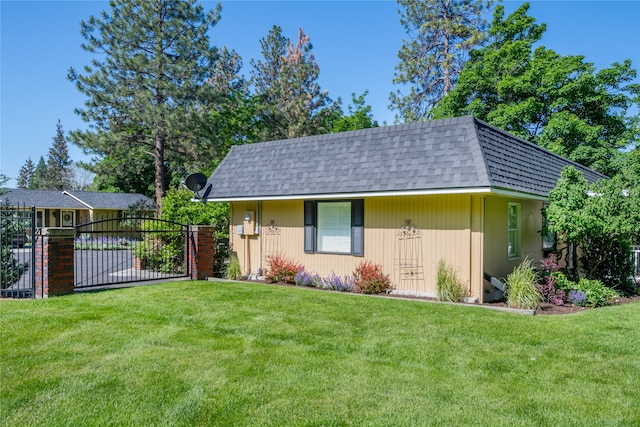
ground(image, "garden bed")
xmin=241 ymin=277 xmax=640 ymax=315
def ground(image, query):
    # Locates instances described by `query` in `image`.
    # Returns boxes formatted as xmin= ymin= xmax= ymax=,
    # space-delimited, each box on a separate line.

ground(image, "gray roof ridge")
xmin=473 ymin=117 xmax=609 ymax=180
xmin=465 ymin=116 xmax=494 ymax=187
xmin=222 ymin=116 xmax=483 ymax=152
xmin=63 ymin=190 xmax=93 ymax=209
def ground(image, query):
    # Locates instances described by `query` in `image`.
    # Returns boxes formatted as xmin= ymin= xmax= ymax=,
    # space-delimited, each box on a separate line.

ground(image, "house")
xmin=202 ymin=116 xmax=606 ymax=302
xmin=0 ymin=189 xmax=154 ymax=228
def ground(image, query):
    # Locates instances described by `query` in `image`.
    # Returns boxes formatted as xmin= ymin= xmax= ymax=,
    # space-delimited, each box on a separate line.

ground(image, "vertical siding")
xmin=229 ymin=201 xmax=260 ymax=275
xmin=231 ymin=194 xmax=481 ymax=298
xmin=484 ymin=196 xmax=544 ymax=286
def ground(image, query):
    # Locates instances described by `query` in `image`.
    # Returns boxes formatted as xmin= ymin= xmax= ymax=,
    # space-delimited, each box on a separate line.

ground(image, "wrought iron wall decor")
xmin=394 ymin=219 xmax=425 ymax=287
xmin=262 ymin=219 xmax=281 ymax=262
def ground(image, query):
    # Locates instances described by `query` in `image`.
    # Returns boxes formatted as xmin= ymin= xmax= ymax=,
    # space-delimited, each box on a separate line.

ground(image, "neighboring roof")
xmin=63 ymin=191 xmax=154 ymax=210
xmin=205 ymin=116 xmax=607 ymax=201
xmin=1 ymin=189 xmax=153 ymax=210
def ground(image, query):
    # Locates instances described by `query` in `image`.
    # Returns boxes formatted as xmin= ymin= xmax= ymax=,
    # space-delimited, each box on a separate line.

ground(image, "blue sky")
xmin=1 ymin=0 xmax=639 ymax=187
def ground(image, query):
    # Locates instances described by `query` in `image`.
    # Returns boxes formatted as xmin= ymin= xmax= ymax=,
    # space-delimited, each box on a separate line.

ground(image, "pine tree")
xmin=68 ymin=0 xmax=224 ymax=210
xmin=30 ymin=156 xmax=48 ymax=190
xmin=16 ymin=157 xmax=35 ymax=189
xmin=390 ymin=0 xmax=493 ymax=121
xmin=44 ymin=120 xmax=73 ymax=190
xmin=251 ymin=26 xmax=339 ymax=141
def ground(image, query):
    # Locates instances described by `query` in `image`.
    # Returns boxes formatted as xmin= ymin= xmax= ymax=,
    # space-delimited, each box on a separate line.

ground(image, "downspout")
xmin=257 ymin=201 xmax=262 ymax=276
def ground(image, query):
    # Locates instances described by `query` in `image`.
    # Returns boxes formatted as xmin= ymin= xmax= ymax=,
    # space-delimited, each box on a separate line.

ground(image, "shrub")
xmin=265 ymin=255 xmax=302 ymax=284
xmin=294 ymin=270 xmax=322 ymax=287
xmin=551 ymin=272 xmax=619 ymax=307
xmin=436 ymin=260 xmax=469 ymax=302
xmin=538 ymin=275 xmax=566 ymax=306
xmin=504 ymin=257 xmax=541 ymax=310
xmin=539 ymin=253 xmax=561 ymax=275
xmin=353 ymin=261 xmax=393 ymax=294
xmin=575 ymin=278 xmax=619 ymax=308
xmin=580 ymin=235 xmax=634 ymax=294
xmin=224 ymin=252 xmax=242 ymax=280
xmin=321 ymin=273 xmax=355 ymax=292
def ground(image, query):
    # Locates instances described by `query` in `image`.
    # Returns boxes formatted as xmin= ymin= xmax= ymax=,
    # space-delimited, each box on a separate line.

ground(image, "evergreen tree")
xmin=16 ymin=157 xmax=35 ymax=189
xmin=433 ymin=3 xmax=640 ymax=176
xmin=30 ymin=156 xmax=48 ymax=190
xmin=251 ymin=26 xmax=339 ymax=141
xmin=44 ymin=120 xmax=73 ymax=190
xmin=0 ymin=175 xmax=29 ymax=290
xmin=68 ymin=0 xmax=224 ymax=210
xmin=390 ymin=0 xmax=494 ymax=121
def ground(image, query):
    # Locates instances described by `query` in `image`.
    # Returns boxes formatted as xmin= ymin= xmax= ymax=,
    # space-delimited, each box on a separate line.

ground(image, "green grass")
xmin=1 ymin=281 xmax=639 ymax=426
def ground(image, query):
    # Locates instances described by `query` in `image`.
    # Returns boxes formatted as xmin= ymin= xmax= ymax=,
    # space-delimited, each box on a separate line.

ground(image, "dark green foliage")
xmin=68 ymin=0 xmax=230 ymax=210
xmin=433 ymin=2 xmax=640 ymax=176
xmin=250 ymin=26 xmax=340 ymax=141
xmin=16 ymin=157 xmax=35 ymax=189
xmin=29 ymin=156 xmax=48 ymax=190
xmin=0 ymin=178 xmax=29 ymax=289
xmin=547 ymin=167 xmax=640 ymax=294
xmin=160 ymin=188 xmax=228 ymax=240
xmin=552 ymin=272 xmax=619 ymax=307
xmin=390 ymin=0 xmax=493 ymax=121
xmin=44 ymin=120 xmax=73 ymax=190
xmin=330 ymin=91 xmax=379 ymax=133
xmin=581 ymin=236 xmax=635 ymax=294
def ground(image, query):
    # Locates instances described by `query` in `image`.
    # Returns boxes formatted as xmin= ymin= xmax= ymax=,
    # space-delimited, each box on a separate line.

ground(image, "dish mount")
xmin=184 ymin=173 xmax=212 ymax=204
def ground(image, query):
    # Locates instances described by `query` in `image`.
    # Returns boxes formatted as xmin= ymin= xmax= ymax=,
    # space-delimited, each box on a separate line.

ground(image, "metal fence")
xmin=0 ymin=204 xmax=36 ymax=298
xmin=74 ymin=215 xmax=190 ymax=288
xmin=632 ymin=245 xmax=640 ymax=277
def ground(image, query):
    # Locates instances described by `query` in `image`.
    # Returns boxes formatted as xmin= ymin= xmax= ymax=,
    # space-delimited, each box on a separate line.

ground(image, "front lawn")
xmin=1 ymin=281 xmax=639 ymax=426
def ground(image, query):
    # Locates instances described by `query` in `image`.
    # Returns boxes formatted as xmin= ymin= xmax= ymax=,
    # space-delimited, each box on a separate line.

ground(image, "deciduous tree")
xmin=546 ymin=167 xmax=640 ymax=292
xmin=330 ymin=91 xmax=379 ymax=133
xmin=433 ymin=3 xmax=640 ymax=176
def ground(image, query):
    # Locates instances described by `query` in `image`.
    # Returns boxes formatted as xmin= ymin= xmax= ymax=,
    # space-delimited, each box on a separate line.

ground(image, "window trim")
xmin=304 ymin=199 xmax=364 ymax=256
xmin=507 ymin=202 xmax=521 ymax=260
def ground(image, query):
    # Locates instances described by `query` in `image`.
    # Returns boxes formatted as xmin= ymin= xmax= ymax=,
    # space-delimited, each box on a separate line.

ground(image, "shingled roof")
xmin=1 ymin=189 xmax=153 ymax=210
xmin=205 ymin=116 xmax=606 ymax=201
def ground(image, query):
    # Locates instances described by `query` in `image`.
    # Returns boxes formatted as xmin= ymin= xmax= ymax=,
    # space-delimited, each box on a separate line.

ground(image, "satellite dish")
xmin=184 ymin=173 xmax=207 ymax=192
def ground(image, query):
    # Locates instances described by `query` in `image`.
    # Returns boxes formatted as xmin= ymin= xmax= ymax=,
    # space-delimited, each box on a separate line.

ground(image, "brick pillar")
xmin=186 ymin=226 xmax=215 ymax=280
xmin=35 ymin=228 xmax=75 ymax=298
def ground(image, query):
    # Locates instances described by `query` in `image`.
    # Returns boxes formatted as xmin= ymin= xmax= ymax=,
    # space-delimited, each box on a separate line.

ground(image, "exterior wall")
xmin=483 ymin=195 xmax=544 ymax=293
xmin=229 ymin=194 xmax=487 ymax=300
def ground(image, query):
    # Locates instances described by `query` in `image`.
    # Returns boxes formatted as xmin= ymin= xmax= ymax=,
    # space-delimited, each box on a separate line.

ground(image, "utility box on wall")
xmin=243 ymin=211 xmax=255 ymax=235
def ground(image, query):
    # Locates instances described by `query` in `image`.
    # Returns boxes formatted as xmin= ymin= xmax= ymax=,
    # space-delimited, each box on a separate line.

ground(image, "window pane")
xmin=317 ymin=202 xmax=351 ymax=253
xmin=508 ymin=203 xmax=521 ymax=259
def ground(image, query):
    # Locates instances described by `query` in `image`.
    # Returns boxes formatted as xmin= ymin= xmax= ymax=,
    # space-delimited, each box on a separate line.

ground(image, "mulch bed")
xmin=245 ymin=278 xmax=640 ymax=315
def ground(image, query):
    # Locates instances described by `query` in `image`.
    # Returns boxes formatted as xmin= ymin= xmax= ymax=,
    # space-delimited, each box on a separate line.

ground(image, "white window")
xmin=508 ymin=203 xmax=521 ymax=260
xmin=317 ymin=202 xmax=351 ymax=253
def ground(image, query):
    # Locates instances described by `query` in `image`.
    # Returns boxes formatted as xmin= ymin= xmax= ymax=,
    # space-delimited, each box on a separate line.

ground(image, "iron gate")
xmin=74 ymin=216 xmax=190 ymax=288
xmin=0 ymin=204 xmax=37 ymax=298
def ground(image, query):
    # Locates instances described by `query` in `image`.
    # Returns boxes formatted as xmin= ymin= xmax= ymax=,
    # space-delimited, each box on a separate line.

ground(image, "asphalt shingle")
xmin=205 ymin=116 xmax=606 ymax=200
